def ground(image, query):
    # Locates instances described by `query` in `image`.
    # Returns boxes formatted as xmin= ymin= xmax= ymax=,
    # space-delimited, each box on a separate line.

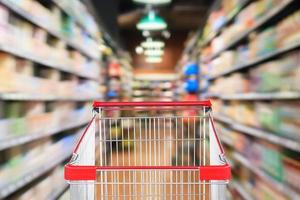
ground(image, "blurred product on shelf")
xmin=0 ymin=132 xmax=80 ymax=198
xmin=215 ymin=100 xmax=300 ymax=141
xmin=203 ymin=0 xmax=287 ymax=56
xmin=208 ymin=51 xmax=300 ymax=95
xmin=0 ymin=102 xmax=91 ymax=142
xmin=0 ymin=52 xmax=100 ymax=98
xmin=106 ymin=58 xmax=133 ymax=101
xmin=193 ymin=0 xmax=300 ymax=199
xmin=183 ymin=62 xmax=198 ymax=76
xmin=201 ymin=0 xmax=249 ymax=40
xmin=220 ymin=124 xmax=300 ymax=198
xmin=0 ymin=0 xmax=100 ymax=59
xmin=16 ymin=166 xmax=67 ymax=200
xmin=184 ymin=77 xmax=198 ymax=93
xmin=132 ymin=79 xmax=175 ymax=102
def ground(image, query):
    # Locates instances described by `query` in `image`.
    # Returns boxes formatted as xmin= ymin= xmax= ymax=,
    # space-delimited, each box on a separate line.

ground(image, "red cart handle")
xmin=93 ymin=101 xmax=212 ymax=108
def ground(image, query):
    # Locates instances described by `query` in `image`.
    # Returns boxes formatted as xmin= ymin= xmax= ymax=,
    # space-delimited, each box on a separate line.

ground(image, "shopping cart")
xmin=65 ymin=101 xmax=231 ymax=200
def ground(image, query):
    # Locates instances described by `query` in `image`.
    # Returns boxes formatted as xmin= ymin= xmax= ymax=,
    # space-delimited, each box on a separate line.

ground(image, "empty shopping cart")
xmin=65 ymin=101 xmax=231 ymax=200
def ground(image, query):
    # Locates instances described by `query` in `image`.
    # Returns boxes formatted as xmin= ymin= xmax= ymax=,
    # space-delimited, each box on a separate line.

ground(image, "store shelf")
xmin=208 ymin=40 xmax=300 ymax=80
xmin=220 ymin=136 xmax=234 ymax=147
xmin=0 ymin=44 xmax=98 ymax=81
xmin=0 ymin=93 xmax=102 ymax=101
xmin=200 ymin=0 xmax=251 ymax=48
xmin=206 ymin=92 xmax=300 ymax=101
xmin=52 ymin=0 xmax=97 ymax=40
xmin=0 ymin=151 xmax=71 ymax=199
xmin=215 ymin=115 xmax=300 ymax=153
xmin=0 ymin=43 xmax=99 ymax=81
xmin=230 ymin=181 xmax=254 ymax=200
xmin=0 ymin=0 xmax=99 ymax=61
xmin=205 ymin=0 xmax=294 ymax=62
xmin=48 ymin=182 xmax=69 ymax=200
xmin=0 ymin=119 xmax=89 ymax=151
xmin=233 ymin=152 xmax=300 ymax=200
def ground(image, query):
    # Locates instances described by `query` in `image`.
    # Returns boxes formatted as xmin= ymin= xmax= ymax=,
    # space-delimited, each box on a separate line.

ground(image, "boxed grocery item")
xmin=255 ymin=102 xmax=300 ymax=140
xmin=276 ymin=10 xmax=300 ymax=47
xmin=255 ymin=102 xmax=281 ymax=132
xmin=0 ymin=101 xmax=3 ymax=119
xmin=260 ymin=141 xmax=284 ymax=181
xmin=277 ymin=102 xmax=300 ymax=141
xmin=0 ymin=53 xmax=16 ymax=73
xmin=9 ymin=118 xmax=27 ymax=136
xmin=24 ymin=102 xmax=45 ymax=117
xmin=250 ymin=51 xmax=299 ymax=92
xmin=15 ymin=59 xmax=34 ymax=76
xmin=4 ymin=102 xmax=24 ymax=118
xmin=283 ymin=156 xmax=300 ymax=192
xmin=27 ymin=112 xmax=54 ymax=135
xmin=0 ymin=5 xmax=9 ymax=26
xmin=253 ymin=178 xmax=288 ymax=200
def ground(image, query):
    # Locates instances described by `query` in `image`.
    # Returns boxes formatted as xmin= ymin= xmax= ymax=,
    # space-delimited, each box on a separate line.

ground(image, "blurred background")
xmin=0 ymin=0 xmax=299 ymax=199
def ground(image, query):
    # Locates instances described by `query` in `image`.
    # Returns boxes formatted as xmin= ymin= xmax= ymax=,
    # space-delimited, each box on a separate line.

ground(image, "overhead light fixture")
xmin=137 ymin=11 xmax=167 ymax=31
xmin=142 ymin=30 xmax=151 ymax=37
xmin=144 ymin=49 xmax=164 ymax=56
xmin=135 ymin=46 xmax=144 ymax=54
xmin=162 ymin=30 xmax=171 ymax=39
xmin=133 ymin=0 xmax=172 ymax=5
xmin=145 ymin=56 xmax=162 ymax=63
xmin=141 ymin=38 xmax=165 ymax=48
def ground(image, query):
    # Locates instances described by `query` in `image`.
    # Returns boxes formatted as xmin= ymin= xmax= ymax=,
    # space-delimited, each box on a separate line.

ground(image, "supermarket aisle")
xmin=0 ymin=0 xmax=300 ymax=199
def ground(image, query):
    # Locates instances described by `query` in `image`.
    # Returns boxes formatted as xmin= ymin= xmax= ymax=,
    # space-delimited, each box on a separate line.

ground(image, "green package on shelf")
xmin=4 ymin=102 xmax=23 ymax=118
xmin=9 ymin=118 xmax=27 ymax=136
xmin=257 ymin=106 xmax=281 ymax=133
xmin=0 ymin=101 xmax=3 ymax=119
xmin=261 ymin=147 xmax=284 ymax=182
xmin=258 ymin=73 xmax=282 ymax=92
xmin=62 ymin=15 xmax=75 ymax=37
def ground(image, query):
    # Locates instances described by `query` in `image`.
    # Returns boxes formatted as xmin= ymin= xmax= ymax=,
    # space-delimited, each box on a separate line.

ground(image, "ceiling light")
xmin=145 ymin=56 xmax=162 ymax=63
xmin=135 ymin=46 xmax=144 ymax=54
xmin=162 ymin=30 xmax=171 ymax=39
xmin=137 ymin=11 xmax=167 ymax=31
xmin=141 ymin=38 xmax=165 ymax=48
xmin=144 ymin=49 xmax=164 ymax=56
xmin=142 ymin=30 xmax=150 ymax=37
xmin=133 ymin=0 xmax=172 ymax=5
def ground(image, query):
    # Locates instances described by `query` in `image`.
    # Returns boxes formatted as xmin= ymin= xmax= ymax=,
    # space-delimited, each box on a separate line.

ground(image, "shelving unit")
xmin=233 ymin=152 xmax=300 ymax=200
xmin=228 ymin=181 xmax=253 ymax=200
xmin=221 ymin=135 xmax=300 ymax=199
xmin=48 ymin=182 xmax=69 ymax=200
xmin=200 ymin=0 xmax=251 ymax=48
xmin=208 ymin=40 xmax=300 ymax=80
xmin=0 ymin=93 xmax=102 ymax=101
xmin=0 ymin=0 xmax=100 ymax=60
xmin=0 ymin=119 xmax=89 ymax=151
xmin=132 ymin=78 xmax=176 ymax=102
xmin=0 ymin=43 xmax=99 ymax=80
xmin=203 ymin=0 xmax=295 ymax=62
xmin=0 ymin=0 xmax=113 ymax=199
xmin=215 ymin=114 xmax=300 ymax=153
xmin=0 ymin=147 xmax=72 ymax=199
xmin=180 ymin=0 xmax=300 ymax=199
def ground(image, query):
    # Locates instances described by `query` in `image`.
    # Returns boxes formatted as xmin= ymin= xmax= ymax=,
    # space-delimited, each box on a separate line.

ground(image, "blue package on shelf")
xmin=184 ymin=78 xmax=199 ymax=93
xmin=108 ymin=90 xmax=118 ymax=98
xmin=183 ymin=62 xmax=199 ymax=76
